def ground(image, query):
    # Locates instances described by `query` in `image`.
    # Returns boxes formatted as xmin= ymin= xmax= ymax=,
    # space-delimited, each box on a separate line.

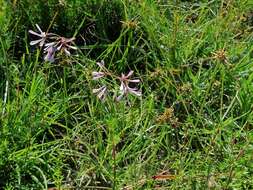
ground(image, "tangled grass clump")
xmin=0 ymin=0 xmax=253 ymax=189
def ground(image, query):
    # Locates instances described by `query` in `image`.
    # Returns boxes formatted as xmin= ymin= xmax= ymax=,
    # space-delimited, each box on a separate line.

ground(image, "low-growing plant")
xmin=0 ymin=0 xmax=253 ymax=189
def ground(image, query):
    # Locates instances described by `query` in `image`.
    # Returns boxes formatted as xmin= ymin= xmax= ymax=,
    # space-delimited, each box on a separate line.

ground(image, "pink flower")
xmin=44 ymin=46 xmax=56 ymax=62
xmin=91 ymin=61 xmax=141 ymax=101
xmin=92 ymin=60 xmax=106 ymax=80
xmin=116 ymin=70 xmax=141 ymax=101
xmin=47 ymin=37 xmax=77 ymax=56
xmin=93 ymin=85 xmax=107 ymax=100
xmin=29 ymin=24 xmax=55 ymax=47
xmin=96 ymin=60 xmax=105 ymax=69
xmin=92 ymin=71 xmax=105 ymax=80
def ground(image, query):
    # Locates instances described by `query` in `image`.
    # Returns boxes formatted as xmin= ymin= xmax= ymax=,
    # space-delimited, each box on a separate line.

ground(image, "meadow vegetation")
xmin=0 ymin=0 xmax=253 ymax=189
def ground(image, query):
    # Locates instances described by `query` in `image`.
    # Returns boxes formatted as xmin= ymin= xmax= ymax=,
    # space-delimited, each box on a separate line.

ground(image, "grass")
xmin=0 ymin=0 xmax=253 ymax=189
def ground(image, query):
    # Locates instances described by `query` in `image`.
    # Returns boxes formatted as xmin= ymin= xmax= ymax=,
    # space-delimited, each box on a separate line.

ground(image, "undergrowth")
xmin=0 ymin=0 xmax=253 ymax=189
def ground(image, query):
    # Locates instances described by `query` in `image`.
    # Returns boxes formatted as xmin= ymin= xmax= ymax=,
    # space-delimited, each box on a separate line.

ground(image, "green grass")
xmin=0 ymin=0 xmax=253 ymax=189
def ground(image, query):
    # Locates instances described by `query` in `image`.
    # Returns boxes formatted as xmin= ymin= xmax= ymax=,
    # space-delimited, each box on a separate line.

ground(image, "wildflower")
xmin=96 ymin=60 xmax=105 ymax=69
xmin=92 ymin=71 xmax=105 ymax=80
xmin=29 ymin=24 xmax=54 ymax=47
xmin=92 ymin=61 xmax=107 ymax=100
xmin=44 ymin=46 xmax=56 ymax=62
xmin=116 ymin=70 xmax=141 ymax=101
xmin=93 ymin=85 xmax=107 ymax=100
xmin=92 ymin=60 xmax=106 ymax=80
xmin=92 ymin=61 xmax=141 ymax=101
xmin=50 ymin=37 xmax=77 ymax=56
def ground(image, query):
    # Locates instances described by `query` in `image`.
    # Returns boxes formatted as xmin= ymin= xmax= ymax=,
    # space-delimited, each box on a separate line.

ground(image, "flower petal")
xmin=44 ymin=56 xmax=54 ymax=62
xmin=128 ymin=88 xmax=142 ymax=96
xmin=39 ymin=39 xmax=46 ymax=47
xmin=35 ymin=24 xmax=43 ymax=33
xmin=97 ymin=86 xmax=107 ymax=100
xmin=119 ymin=82 xmax=127 ymax=94
xmin=48 ymin=34 xmax=59 ymax=40
xmin=44 ymin=46 xmax=56 ymax=62
xmin=65 ymin=37 xmax=75 ymax=43
xmin=93 ymin=85 xmax=105 ymax=94
xmin=92 ymin=72 xmax=105 ymax=80
xmin=44 ymin=53 xmax=55 ymax=62
xmin=126 ymin=70 xmax=134 ymax=78
xmin=93 ymin=85 xmax=107 ymax=100
xmin=96 ymin=60 xmax=105 ymax=68
xmin=29 ymin=30 xmax=42 ymax=37
xmin=57 ymin=43 xmax=63 ymax=51
xmin=30 ymin=39 xmax=42 ymax=46
xmin=64 ymin=48 xmax=71 ymax=56
xmin=116 ymin=94 xmax=124 ymax=101
xmin=66 ymin=45 xmax=77 ymax=50
xmin=128 ymin=79 xmax=140 ymax=83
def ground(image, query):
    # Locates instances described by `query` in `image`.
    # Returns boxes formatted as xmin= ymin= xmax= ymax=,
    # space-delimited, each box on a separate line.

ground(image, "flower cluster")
xmin=92 ymin=61 xmax=142 ymax=101
xmin=29 ymin=24 xmax=77 ymax=62
xmin=28 ymin=25 xmax=142 ymax=101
